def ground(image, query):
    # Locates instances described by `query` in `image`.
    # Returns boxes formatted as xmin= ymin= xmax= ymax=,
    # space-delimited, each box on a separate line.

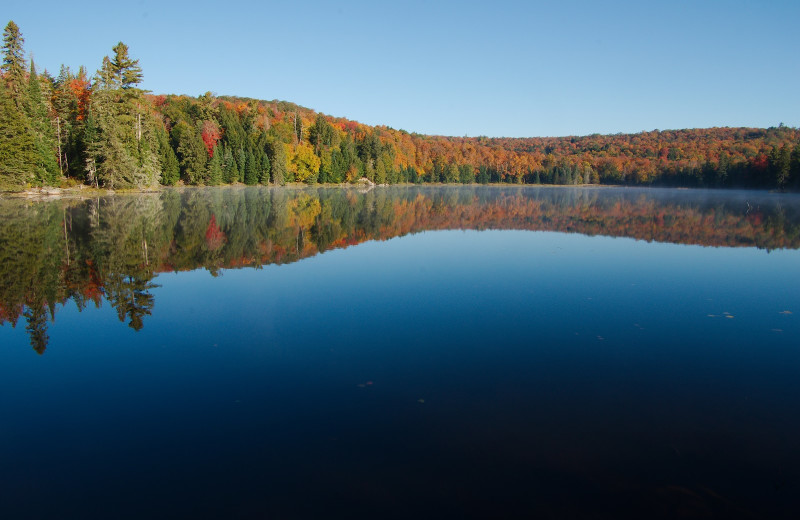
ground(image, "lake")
xmin=1 ymin=186 xmax=799 ymax=518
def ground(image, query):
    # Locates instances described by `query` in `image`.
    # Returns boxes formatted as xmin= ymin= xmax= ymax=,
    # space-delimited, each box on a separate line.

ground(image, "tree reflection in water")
xmin=1 ymin=186 xmax=798 ymax=352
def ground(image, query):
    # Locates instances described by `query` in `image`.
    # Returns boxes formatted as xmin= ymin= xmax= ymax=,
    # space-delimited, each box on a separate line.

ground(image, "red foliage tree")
xmin=200 ymin=120 xmax=222 ymax=158
xmin=68 ymin=76 xmax=91 ymax=121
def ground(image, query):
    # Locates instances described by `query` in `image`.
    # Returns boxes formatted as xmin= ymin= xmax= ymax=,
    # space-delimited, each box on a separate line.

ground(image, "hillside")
xmin=1 ymin=21 xmax=799 ymax=191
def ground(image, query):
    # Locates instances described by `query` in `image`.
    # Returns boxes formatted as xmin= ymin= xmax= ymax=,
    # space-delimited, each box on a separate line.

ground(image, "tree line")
xmin=2 ymin=20 xmax=800 ymax=192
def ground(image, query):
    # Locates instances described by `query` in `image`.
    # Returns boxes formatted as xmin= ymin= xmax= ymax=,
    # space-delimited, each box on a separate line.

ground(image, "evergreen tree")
xmin=330 ymin=148 xmax=347 ymax=183
xmin=88 ymin=89 xmax=137 ymax=188
xmin=236 ymin=148 xmax=246 ymax=182
xmin=476 ymin=165 xmax=490 ymax=184
xmin=219 ymin=104 xmax=245 ymax=152
xmin=791 ymin=143 xmax=800 ymax=188
xmin=375 ymin=157 xmax=387 ymax=184
xmin=259 ymin=150 xmax=271 ymax=184
xmin=157 ymin=124 xmax=179 ymax=185
xmin=223 ymin=147 xmax=237 ymax=184
xmin=89 ymin=43 xmax=160 ymax=188
xmin=110 ymin=42 xmax=143 ymax=89
xmin=776 ymin=144 xmax=791 ymax=189
xmin=96 ymin=56 xmax=117 ymax=90
xmin=244 ymin=148 xmax=258 ymax=185
xmin=171 ymin=120 xmax=206 ymax=184
xmin=269 ymin=140 xmax=288 ymax=185
xmin=445 ymin=163 xmax=459 ymax=183
xmin=26 ymin=61 xmax=60 ymax=185
xmin=309 ymin=113 xmax=338 ymax=151
xmin=717 ymin=151 xmax=730 ymax=186
xmin=318 ymin=149 xmax=332 ymax=183
xmin=79 ymin=104 xmax=98 ymax=185
xmin=459 ymin=164 xmax=473 ymax=184
xmin=0 ymin=79 xmax=37 ymax=189
xmin=208 ymin=145 xmax=223 ymax=185
xmin=1 ymin=21 xmax=26 ymax=106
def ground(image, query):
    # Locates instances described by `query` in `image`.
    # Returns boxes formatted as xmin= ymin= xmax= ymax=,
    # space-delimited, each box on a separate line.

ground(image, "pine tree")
xmin=89 ymin=42 xmax=160 ymax=188
xmin=110 ymin=42 xmax=143 ymax=89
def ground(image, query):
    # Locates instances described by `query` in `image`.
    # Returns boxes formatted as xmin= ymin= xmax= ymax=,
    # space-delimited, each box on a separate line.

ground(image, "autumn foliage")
xmin=150 ymin=92 xmax=800 ymax=190
xmin=200 ymin=120 xmax=222 ymax=158
xmin=2 ymin=20 xmax=798 ymax=191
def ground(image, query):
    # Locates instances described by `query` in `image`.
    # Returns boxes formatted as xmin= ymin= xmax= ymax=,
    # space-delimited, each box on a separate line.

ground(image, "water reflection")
xmin=1 ymin=186 xmax=799 ymax=352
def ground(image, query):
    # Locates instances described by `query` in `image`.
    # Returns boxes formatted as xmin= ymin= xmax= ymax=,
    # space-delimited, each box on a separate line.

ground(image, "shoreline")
xmin=1 ymin=182 xmax=791 ymax=200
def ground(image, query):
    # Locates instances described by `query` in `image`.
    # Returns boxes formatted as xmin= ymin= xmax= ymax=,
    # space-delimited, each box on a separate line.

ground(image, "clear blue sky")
xmin=6 ymin=0 xmax=799 ymax=137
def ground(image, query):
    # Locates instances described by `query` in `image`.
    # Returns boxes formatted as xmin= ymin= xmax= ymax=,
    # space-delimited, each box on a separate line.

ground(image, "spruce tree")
xmin=0 ymin=79 xmax=37 ymax=189
xmin=26 ymin=61 xmax=60 ymax=185
xmin=375 ymin=157 xmax=387 ymax=184
xmin=156 ymin=125 xmax=179 ymax=185
xmin=236 ymin=148 xmax=246 ymax=183
xmin=171 ymin=120 xmax=206 ymax=184
xmin=259 ymin=150 xmax=271 ymax=184
xmin=244 ymin=149 xmax=258 ymax=185
xmin=223 ymin=147 xmax=237 ymax=184
xmin=1 ymin=21 xmax=26 ymax=107
xmin=269 ymin=140 xmax=287 ymax=185
xmin=208 ymin=145 xmax=223 ymax=185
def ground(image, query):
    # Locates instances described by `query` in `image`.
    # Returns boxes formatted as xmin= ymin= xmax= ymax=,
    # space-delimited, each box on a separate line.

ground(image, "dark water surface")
xmin=1 ymin=186 xmax=799 ymax=518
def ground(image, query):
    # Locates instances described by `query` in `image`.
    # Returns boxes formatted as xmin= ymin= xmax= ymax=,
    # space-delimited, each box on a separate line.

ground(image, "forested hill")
xmin=1 ymin=20 xmax=799 ymax=192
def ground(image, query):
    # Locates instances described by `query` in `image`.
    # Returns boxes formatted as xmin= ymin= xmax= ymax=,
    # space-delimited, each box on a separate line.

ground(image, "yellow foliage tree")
xmin=290 ymin=142 xmax=321 ymax=183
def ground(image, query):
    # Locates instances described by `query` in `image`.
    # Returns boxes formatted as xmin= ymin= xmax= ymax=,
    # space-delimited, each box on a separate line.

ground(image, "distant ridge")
xmin=1 ymin=18 xmax=798 ymax=191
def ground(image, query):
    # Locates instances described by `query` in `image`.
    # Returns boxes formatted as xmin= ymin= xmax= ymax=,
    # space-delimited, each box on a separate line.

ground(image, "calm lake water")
xmin=1 ymin=186 xmax=799 ymax=518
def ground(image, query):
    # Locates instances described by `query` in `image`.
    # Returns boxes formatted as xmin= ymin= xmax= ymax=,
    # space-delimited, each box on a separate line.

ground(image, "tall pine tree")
xmin=89 ymin=42 xmax=161 ymax=188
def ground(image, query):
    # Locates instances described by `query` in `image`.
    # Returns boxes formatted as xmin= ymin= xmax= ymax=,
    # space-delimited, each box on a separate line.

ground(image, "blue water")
xmin=1 ymin=187 xmax=799 ymax=518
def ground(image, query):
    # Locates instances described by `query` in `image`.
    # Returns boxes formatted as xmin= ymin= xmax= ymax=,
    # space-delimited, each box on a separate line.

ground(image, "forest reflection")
xmin=2 ymin=186 xmax=799 ymax=353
